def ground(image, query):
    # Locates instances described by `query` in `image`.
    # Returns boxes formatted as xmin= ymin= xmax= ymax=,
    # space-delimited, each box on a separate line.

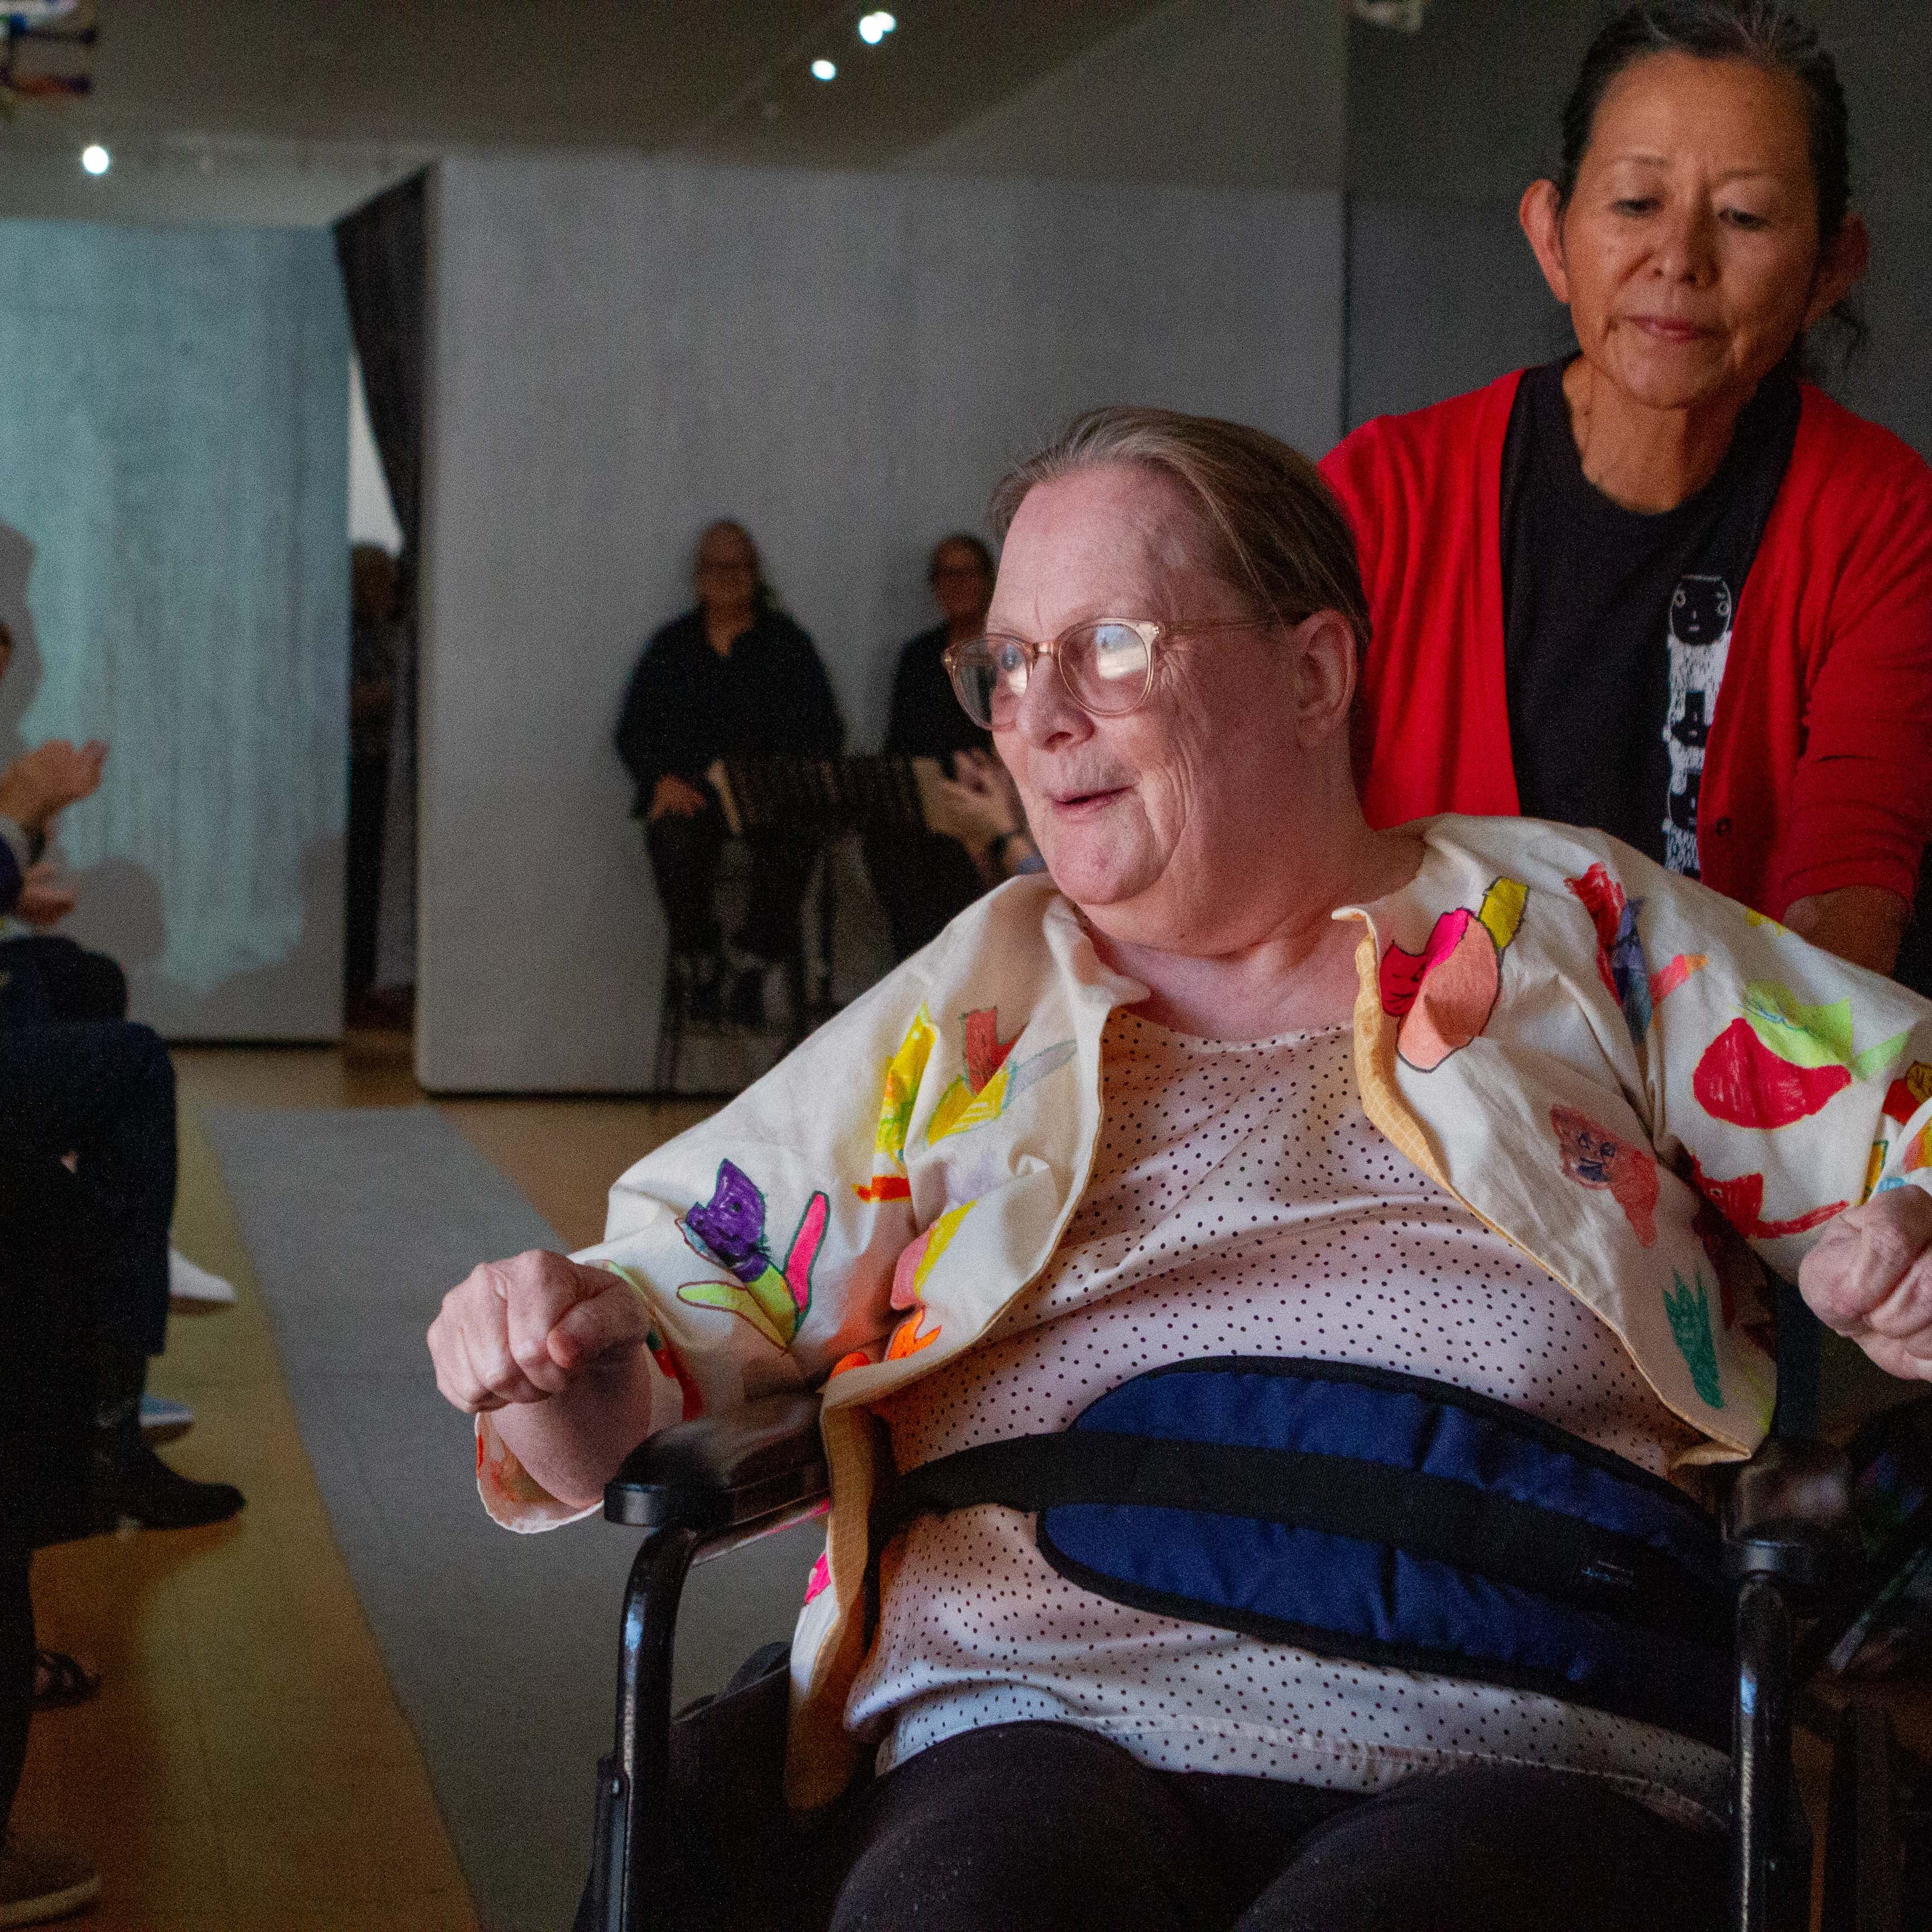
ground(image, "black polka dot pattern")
xmin=846 ymin=1015 xmax=1724 ymax=1825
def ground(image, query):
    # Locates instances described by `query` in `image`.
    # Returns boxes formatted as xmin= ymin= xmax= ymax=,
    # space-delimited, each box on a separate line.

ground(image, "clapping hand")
xmin=924 ymin=750 xmax=1025 ymax=862
xmin=0 ymin=739 xmax=108 ymax=835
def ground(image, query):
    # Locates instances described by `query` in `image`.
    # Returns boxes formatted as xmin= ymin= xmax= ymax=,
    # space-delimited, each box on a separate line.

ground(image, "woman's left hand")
xmin=1798 ymin=1186 xmax=1932 ymax=1381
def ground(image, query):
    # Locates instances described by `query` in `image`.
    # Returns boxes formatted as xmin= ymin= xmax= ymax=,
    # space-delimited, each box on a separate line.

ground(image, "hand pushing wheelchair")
xmin=580 ymin=1378 xmax=1929 ymax=1932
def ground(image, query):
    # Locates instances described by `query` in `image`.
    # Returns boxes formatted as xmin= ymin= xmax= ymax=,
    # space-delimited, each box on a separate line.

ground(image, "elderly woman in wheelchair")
xmin=430 ymin=408 xmax=1932 ymax=1932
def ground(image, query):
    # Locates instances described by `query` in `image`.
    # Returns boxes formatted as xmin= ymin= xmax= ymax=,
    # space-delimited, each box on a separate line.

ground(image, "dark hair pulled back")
xmin=1556 ymin=1 xmax=1866 ymax=366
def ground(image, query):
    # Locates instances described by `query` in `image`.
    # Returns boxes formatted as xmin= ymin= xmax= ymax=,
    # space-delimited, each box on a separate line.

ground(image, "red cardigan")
xmin=1319 ymin=372 xmax=1932 ymax=918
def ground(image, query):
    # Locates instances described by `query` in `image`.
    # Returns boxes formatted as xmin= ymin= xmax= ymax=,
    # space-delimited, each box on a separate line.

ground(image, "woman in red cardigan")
xmin=1320 ymin=0 xmax=1932 ymax=977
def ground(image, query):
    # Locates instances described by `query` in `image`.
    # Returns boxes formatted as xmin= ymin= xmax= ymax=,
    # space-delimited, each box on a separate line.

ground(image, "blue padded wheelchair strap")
xmin=872 ymin=1357 xmax=1732 ymax=1749
xmin=880 ymin=1426 xmax=1728 ymax=1649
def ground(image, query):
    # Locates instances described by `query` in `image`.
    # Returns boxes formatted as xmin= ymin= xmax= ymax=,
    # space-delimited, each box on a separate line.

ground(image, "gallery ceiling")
xmin=0 ymin=0 xmax=1188 ymax=222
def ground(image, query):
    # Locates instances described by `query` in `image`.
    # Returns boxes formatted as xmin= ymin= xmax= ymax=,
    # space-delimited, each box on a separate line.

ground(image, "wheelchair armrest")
xmin=1725 ymin=1436 xmax=1858 ymax=1594
xmin=603 ymin=1391 xmax=827 ymax=1537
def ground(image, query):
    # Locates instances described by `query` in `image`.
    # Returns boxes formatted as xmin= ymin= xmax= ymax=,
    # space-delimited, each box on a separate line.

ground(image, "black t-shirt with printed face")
xmin=1499 ymin=358 xmax=1800 ymax=875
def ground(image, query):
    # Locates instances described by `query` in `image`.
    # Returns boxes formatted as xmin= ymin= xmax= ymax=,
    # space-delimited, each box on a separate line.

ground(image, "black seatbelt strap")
xmin=875 ymin=1426 xmax=1730 ymax=1649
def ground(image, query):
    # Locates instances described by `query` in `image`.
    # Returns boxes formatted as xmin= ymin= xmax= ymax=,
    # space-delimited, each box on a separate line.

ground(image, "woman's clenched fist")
xmin=1799 ymin=1187 xmax=1932 ymax=1384
xmin=428 ymin=1249 xmax=652 ymax=1413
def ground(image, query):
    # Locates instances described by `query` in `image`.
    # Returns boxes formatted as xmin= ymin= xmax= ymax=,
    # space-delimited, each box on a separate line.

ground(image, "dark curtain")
xmin=334 ymin=171 xmax=425 ymax=556
xmin=335 ymin=172 xmax=427 ymax=997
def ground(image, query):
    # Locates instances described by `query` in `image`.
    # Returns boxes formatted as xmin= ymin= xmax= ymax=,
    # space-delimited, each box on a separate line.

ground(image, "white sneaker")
xmin=168 ymin=1247 xmax=236 ymax=1308
xmin=0 ymin=1831 xmax=101 ymax=1926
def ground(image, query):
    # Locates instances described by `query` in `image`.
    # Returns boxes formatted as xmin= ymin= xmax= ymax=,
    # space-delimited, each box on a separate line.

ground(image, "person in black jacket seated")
xmin=865 ymin=534 xmax=1004 ymax=960
xmin=616 ymin=522 xmax=845 ymax=1026
xmin=0 ymin=739 xmax=243 ymax=1537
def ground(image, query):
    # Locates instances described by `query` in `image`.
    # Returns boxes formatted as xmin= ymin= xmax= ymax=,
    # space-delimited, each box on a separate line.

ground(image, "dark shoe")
xmin=0 ymin=1831 xmax=101 ymax=1926
xmin=115 ymin=1439 xmax=244 ymax=1530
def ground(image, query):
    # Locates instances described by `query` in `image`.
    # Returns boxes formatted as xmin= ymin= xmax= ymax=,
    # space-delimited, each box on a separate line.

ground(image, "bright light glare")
xmin=858 ymin=11 xmax=897 ymax=44
xmin=811 ymin=57 xmax=837 ymax=80
xmin=80 ymin=144 xmax=111 ymax=176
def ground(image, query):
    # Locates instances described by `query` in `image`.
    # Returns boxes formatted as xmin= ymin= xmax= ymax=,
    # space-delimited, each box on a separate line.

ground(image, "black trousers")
xmin=822 ymin=1721 xmax=1725 ymax=1932
xmin=645 ymin=803 xmax=817 ymax=965
xmin=861 ymin=828 xmax=984 ymax=963
xmin=0 ymin=1018 xmax=174 ymax=1357
xmin=344 ymin=752 xmax=389 ymax=997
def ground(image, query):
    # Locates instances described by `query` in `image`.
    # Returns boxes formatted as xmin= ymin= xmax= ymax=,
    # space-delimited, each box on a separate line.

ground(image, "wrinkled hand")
xmin=428 ymin=1249 xmax=653 ymax=1413
xmin=15 ymin=860 xmax=75 ymax=929
xmin=650 ymin=774 xmax=708 ymax=821
xmin=0 ymin=740 xmax=108 ymax=834
xmin=1798 ymin=1187 xmax=1932 ymax=1382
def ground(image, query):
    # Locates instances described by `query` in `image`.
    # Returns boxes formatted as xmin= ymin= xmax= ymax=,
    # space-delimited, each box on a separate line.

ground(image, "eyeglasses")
xmin=943 ymin=617 xmax=1264 ymax=731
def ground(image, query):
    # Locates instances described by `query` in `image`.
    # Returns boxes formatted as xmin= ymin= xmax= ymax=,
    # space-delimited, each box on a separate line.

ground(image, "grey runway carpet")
xmin=202 ymin=1105 xmax=822 ymax=1932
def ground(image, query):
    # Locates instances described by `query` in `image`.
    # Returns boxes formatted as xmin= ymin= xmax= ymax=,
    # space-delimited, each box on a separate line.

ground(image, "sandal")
xmin=31 ymin=1649 xmax=100 ymax=1711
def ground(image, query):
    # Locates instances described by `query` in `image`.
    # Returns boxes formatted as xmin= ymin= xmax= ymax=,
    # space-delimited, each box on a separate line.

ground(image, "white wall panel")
xmin=418 ymin=156 xmax=1343 ymax=1091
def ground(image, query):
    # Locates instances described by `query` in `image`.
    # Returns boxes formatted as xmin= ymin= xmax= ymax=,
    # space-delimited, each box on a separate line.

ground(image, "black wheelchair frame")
xmin=585 ymin=1392 xmax=1914 ymax=1932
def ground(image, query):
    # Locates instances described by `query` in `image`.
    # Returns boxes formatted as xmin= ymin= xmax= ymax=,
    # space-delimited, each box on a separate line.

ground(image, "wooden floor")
xmin=17 ymin=1039 xmax=710 ymax=1931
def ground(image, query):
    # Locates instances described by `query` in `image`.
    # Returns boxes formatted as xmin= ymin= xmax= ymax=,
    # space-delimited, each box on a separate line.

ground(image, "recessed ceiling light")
xmin=80 ymin=144 xmax=110 ymax=176
xmin=858 ymin=11 xmax=897 ymax=44
xmin=810 ymin=57 xmax=837 ymax=80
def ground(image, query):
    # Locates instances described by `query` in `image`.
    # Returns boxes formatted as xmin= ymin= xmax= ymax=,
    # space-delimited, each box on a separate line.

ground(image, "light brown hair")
xmin=987 ymin=406 xmax=1371 ymax=652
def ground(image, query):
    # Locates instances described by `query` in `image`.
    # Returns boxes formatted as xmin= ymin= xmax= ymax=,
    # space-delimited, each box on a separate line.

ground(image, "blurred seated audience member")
xmin=864 ymin=534 xmax=1002 ymax=959
xmin=345 ymin=546 xmax=400 ymax=1015
xmin=0 ymin=625 xmax=122 ymax=1025
xmin=0 ymin=634 xmax=233 ymax=1314
xmin=615 ymin=521 xmax=844 ymax=1024
xmin=0 ymin=741 xmax=243 ymax=1532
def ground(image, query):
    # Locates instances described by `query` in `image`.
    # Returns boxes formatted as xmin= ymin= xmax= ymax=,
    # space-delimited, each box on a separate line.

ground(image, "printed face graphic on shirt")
xmin=1660 ymin=575 xmax=1735 ymax=877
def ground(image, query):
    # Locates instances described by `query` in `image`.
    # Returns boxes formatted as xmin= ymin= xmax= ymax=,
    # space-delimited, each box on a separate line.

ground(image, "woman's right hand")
xmin=428 ymin=1249 xmax=652 ymax=1413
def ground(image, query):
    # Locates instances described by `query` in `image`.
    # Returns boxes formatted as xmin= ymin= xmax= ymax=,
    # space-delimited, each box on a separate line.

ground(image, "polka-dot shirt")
xmin=846 ymin=1013 xmax=1727 ymax=1825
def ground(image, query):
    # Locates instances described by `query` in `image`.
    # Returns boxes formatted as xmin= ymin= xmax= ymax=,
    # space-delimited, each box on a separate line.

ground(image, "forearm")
xmin=1783 ymin=886 xmax=1910 ymax=976
xmin=491 ymin=1347 xmax=661 ymax=1509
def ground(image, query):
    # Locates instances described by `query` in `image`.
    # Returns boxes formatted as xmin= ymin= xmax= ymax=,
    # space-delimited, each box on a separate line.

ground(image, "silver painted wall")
xmin=0 ymin=222 xmax=348 ymax=1039
xmin=417 ymin=155 xmax=1344 ymax=1092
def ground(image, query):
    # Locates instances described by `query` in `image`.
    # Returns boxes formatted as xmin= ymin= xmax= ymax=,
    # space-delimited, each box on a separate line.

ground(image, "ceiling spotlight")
xmin=858 ymin=11 xmax=896 ymax=44
xmin=810 ymin=57 xmax=837 ymax=80
xmin=80 ymin=144 xmax=110 ymax=176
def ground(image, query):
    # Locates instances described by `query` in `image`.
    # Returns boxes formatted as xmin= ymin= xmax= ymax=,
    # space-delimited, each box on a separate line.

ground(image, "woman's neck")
xmin=704 ymin=602 xmax=754 ymax=655
xmin=945 ymin=610 xmax=986 ymax=646
xmin=1562 ymin=358 xmax=1748 ymax=514
xmin=1092 ymin=825 xmax=1424 ymax=1043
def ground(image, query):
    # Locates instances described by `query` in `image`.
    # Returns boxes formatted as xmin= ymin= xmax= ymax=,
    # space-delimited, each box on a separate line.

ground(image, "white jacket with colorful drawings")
xmin=478 ymin=813 xmax=1932 ymax=1807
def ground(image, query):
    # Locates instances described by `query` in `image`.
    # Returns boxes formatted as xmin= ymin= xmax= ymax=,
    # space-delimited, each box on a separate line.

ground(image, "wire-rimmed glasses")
xmin=943 ymin=618 xmax=1262 ymax=731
